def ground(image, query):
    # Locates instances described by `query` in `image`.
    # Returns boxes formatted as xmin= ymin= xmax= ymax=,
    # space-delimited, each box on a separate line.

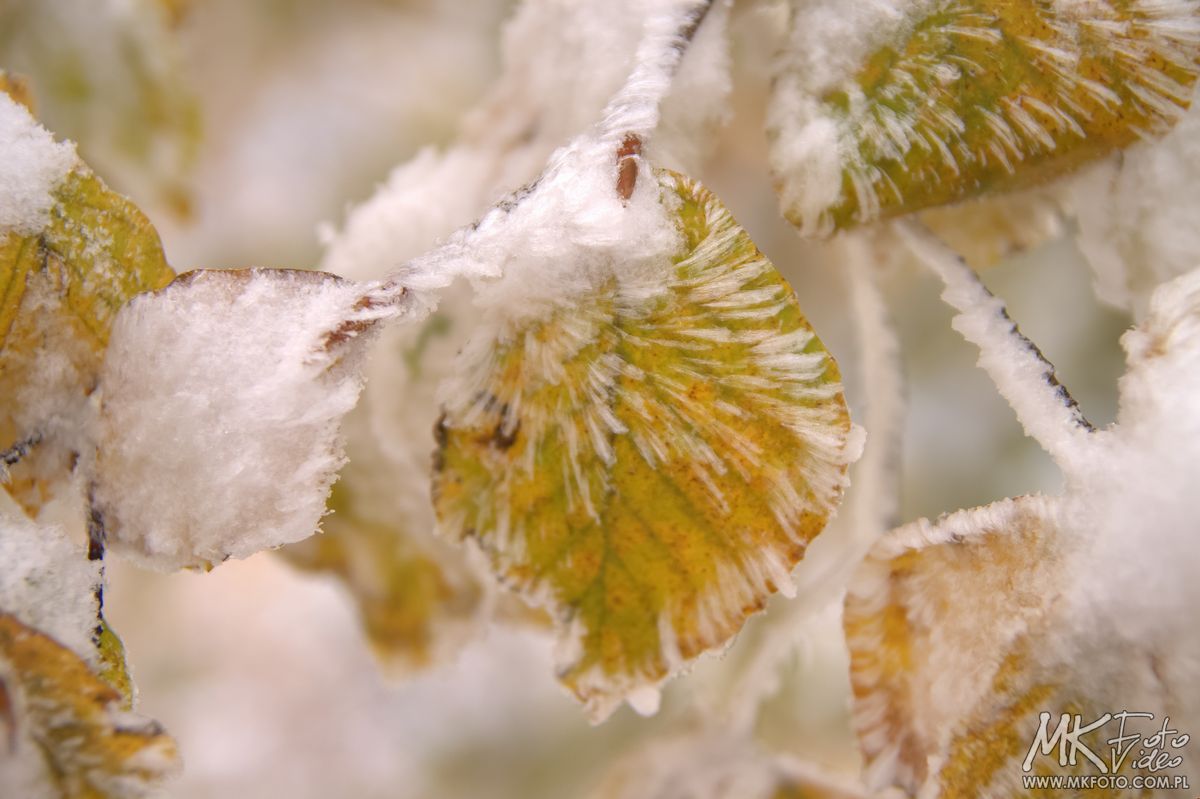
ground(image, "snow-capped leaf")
xmin=1 ymin=511 xmax=101 ymax=669
xmin=1 ymin=92 xmax=175 ymax=514
xmin=769 ymin=0 xmax=1200 ymax=235
xmin=0 ymin=613 xmax=179 ymax=799
xmin=433 ymin=170 xmax=856 ymax=720
xmin=844 ymin=267 xmax=1200 ymax=797
xmin=845 ymin=496 xmax=1066 ymax=794
xmin=92 ymin=268 xmax=403 ymax=571
xmin=0 ymin=506 xmax=136 ymax=706
xmin=1 ymin=508 xmax=164 ymax=796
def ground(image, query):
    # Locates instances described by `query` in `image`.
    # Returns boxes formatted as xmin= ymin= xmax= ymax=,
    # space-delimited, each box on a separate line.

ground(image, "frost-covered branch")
xmin=896 ymin=220 xmax=1095 ymax=470
xmin=599 ymin=0 xmax=716 ymax=145
xmin=602 ymin=0 xmax=716 ymax=199
xmin=373 ymin=0 xmax=719 ymax=317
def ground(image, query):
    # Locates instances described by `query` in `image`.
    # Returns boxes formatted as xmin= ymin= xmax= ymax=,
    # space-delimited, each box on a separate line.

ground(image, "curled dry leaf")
xmin=0 ymin=614 xmax=179 ymax=799
xmin=845 ymin=268 xmax=1200 ymax=797
xmin=769 ymin=0 xmax=1200 ymax=235
xmin=92 ymin=268 xmax=403 ymax=571
xmin=433 ymin=170 xmax=857 ymax=720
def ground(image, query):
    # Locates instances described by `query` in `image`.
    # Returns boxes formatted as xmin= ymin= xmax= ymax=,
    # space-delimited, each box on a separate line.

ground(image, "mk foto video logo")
xmin=1021 ymin=711 xmax=1191 ymax=791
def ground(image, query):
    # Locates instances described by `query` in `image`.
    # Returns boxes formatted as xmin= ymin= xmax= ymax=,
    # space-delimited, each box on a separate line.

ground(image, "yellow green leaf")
xmin=0 ymin=613 xmax=179 ymax=798
xmin=1 ymin=162 xmax=175 ymax=513
xmin=433 ymin=170 xmax=855 ymax=720
xmin=770 ymin=0 xmax=1200 ymax=234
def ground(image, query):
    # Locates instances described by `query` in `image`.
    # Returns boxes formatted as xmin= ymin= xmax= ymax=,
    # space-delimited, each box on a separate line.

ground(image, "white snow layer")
xmin=1066 ymin=267 xmax=1200 ymax=647
xmin=0 ymin=507 xmax=102 ymax=664
xmin=1066 ymin=92 xmax=1200 ymax=318
xmin=398 ymin=136 xmax=683 ymax=322
xmin=0 ymin=93 xmax=77 ymax=235
xmin=93 ymin=268 xmax=399 ymax=571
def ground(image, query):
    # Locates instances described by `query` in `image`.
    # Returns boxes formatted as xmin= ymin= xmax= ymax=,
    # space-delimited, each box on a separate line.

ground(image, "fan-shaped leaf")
xmin=770 ymin=0 xmax=1200 ymax=235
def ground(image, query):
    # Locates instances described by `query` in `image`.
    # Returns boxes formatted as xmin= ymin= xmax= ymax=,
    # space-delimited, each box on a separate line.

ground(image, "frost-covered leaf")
xmin=0 ymin=613 xmax=179 ymax=799
xmin=0 ymin=509 xmax=168 ymax=797
xmin=93 ymin=268 xmax=401 ymax=571
xmin=0 ymin=0 xmax=200 ymax=206
xmin=769 ymin=0 xmax=1200 ymax=235
xmin=433 ymin=170 xmax=856 ymax=720
xmin=845 ymin=268 xmax=1200 ymax=797
xmin=1 ymin=92 xmax=174 ymax=514
xmin=310 ymin=0 xmax=733 ymax=670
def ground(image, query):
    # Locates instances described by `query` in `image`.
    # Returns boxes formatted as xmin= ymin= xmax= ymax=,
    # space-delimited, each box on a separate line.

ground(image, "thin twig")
xmin=86 ymin=482 xmax=106 ymax=562
xmin=896 ymin=219 xmax=1095 ymax=470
